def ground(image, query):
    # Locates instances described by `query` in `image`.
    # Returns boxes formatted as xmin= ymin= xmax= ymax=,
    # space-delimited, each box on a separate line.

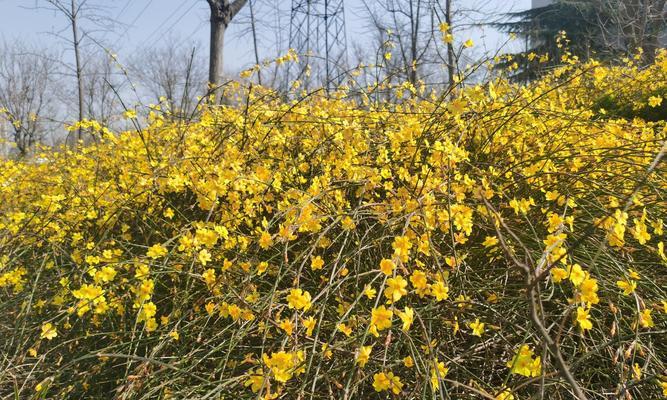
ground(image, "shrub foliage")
xmin=1 ymin=51 xmax=666 ymax=399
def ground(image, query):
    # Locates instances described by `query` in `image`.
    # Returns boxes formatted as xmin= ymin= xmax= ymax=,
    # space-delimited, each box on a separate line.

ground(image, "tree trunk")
xmin=207 ymin=0 xmax=249 ymax=101
xmin=71 ymin=0 xmax=84 ymax=141
xmin=249 ymin=0 xmax=262 ymax=85
xmin=408 ymin=0 xmax=421 ymax=86
xmin=209 ymin=16 xmax=226 ymax=98
xmin=445 ymin=0 xmax=455 ymax=92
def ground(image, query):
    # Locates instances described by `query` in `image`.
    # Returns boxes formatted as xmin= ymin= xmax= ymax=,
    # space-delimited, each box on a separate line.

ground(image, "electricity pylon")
xmin=287 ymin=0 xmax=348 ymax=92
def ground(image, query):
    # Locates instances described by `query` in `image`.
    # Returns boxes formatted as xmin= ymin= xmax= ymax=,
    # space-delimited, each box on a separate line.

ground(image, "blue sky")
xmin=0 ymin=0 xmax=530 ymax=72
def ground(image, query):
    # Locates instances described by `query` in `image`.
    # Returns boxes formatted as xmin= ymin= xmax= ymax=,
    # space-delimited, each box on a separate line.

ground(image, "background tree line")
xmin=0 ymin=0 xmax=665 ymax=157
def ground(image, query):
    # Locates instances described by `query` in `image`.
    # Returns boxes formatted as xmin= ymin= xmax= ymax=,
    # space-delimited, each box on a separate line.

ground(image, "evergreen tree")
xmin=494 ymin=1 xmax=610 ymax=81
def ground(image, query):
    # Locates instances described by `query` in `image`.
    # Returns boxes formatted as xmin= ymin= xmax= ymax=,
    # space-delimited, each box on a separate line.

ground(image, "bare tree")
xmin=206 ymin=0 xmax=249 ymax=98
xmin=0 ymin=42 xmax=56 ymax=157
xmin=82 ymin=51 xmax=124 ymax=126
xmin=129 ymin=41 xmax=207 ymax=119
xmin=39 ymin=0 xmax=115 ymax=142
xmin=44 ymin=0 xmax=86 ymax=141
xmin=248 ymin=0 xmax=262 ymax=85
xmin=357 ymin=0 xmax=510 ymax=92
xmin=588 ymin=0 xmax=667 ymax=63
xmin=443 ymin=0 xmax=455 ymax=90
xmin=369 ymin=0 xmax=441 ymax=86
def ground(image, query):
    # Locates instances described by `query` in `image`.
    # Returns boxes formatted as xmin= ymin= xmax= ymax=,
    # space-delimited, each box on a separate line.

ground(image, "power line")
xmin=114 ymin=0 xmax=132 ymax=21
xmin=176 ymin=20 xmax=207 ymax=47
xmin=117 ymin=0 xmax=154 ymax=41
xmin=142 ymin=0 xmax=196 ymax=45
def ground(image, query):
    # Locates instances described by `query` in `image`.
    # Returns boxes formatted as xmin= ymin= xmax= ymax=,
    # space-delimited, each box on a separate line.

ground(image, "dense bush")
xmin=1 ymin=51 xmax=666 ymax=399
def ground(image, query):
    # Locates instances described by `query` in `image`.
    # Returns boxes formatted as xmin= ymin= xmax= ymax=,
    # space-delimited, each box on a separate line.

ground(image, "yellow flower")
xmin=410 ymin=269 xmax=427 ymax=289
xmin=363 ymin=284 xmax=377 ymax=299
xmin=568 ymin=264 xmax=585 ymax=286
xmin=370 ymin=306 xmax=393 ymax=335
xmin=463 ymin=39 xmax=474 ymax=48
xmin=632 ymin=218 xmax=651 ymax=244
xmin=122 ymin=109 xmax=137 ymax=119
xmin=579 ymin=277 xmax=599 ymax=305
xmin=546 ymin=212 xmax=564 ymax=233
xmin=469 ymin=318 xmax=485 ymax=337
xmin=244 ymin=368 xmax=266 ymax=393
xmin=430 ymin=360 xmax=449 ymax=389
xmin=373 ymin=371 xmax=403 ymax=394
xmin=321 ymin=343 xmax=333 ymax=359
xmin=384 ymin=276 xmax=408 ymax=303
xmin=145 ymin=318 xmax=158 ymax=332
xmin=593 ymin=67 xmax=607 ymax=82
xmin=495 ymin=387 xmax=515 ymax=400
xmin=410 ymin=269 xmax=430 ymax=297
xmin=341 ymin=216 xmax=356 ymax=230
xmin=510 ymin=197 xmax=534 ymax=215
xmin=551 ymin=267 xmax=568 ymax=283
xmin=163 ymin=208 xmax=175 ymax=219
xmin=278 ymin=223 xmax=296 ymax=241
xmin=278 ymin=318 xmax=294 ymax=335
xmin=507 ymin=345 xmax=541 ymax=377
xmin=198 ymin=249 xmax=212 ymax=265
xmin=258 ymin=230 xmax=273 ymax=249
xmin=40 ymin=322 xmax=57 ymax=340
xmin=338 ymin=322 xmax=353 ymax=336
xmin=392 ymin=236 xmax=412 ymax=262
xmin=202 ymin=268 xmax=216 ymax=287
xmin=632 ymin=363 xmax=642 ymax=381
xmin=146 ymin=243 xmax=167 ymax=259
xmin=257 ymin=261 xmax=269 ymax=275
xmin=660 ymin=380 xmax=667 ymax=396
xmin=577 ymin=306 xmax=593 ymax=331
xmin=397 ymin=306 xmax=414 ymax=331
xmin=356 ymin=345 xmax=372 ymax=367
xmin=430 ymin=280 xmax=449 ymax=301
xmin=262 ymin=350 xmax=305 ymax=383
xmin=659 ymin=242 xmax=666 ymax=261
xmin=239 ymin=68 xmax=254 ymax=79
xmin=648 ymin=96 xmax=663 ymax=107
xmin=302 ymin=316 xmax=316 ymax=336
xmin=379 ymin=258 xmax=395 ymax=276
xmin=286 ymin=288 xmax=312 ymax=311
xmin=138 ymin=301 xmax=157 ymax=322
xmin=72 ymin=284 xmax=105 ymax=301
xmin=311 ymin=256 xmax=324 ymax=271
xmin=617 ymin=279 xmax=637 ymax=296
xmin=638 ymin=309 xmax=654 ymax=328
xmin=403 ymin=355 xmax=414 ymax=367
xmin=482 ymin=236 xmax=499 ymax=247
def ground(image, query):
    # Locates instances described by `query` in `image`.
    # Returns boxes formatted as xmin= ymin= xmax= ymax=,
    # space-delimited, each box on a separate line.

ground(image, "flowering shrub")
xmin=1 ymin=51 xmax=666 ymax=399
